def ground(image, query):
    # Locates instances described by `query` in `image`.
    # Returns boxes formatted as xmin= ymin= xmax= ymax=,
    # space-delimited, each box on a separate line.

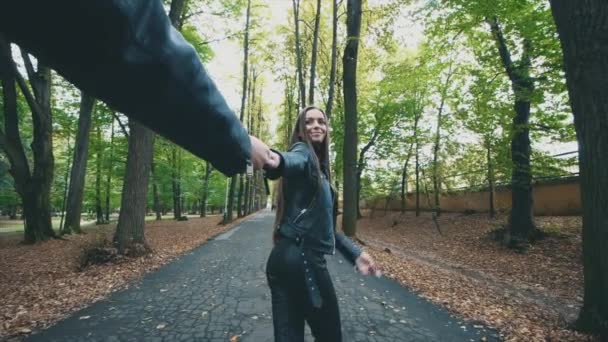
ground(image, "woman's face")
xmin=304 ymin=109 xmax=327 ymax=144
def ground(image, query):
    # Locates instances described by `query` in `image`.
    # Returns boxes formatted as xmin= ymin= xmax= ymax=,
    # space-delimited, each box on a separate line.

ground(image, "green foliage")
xmin=182 ymin=25 xmax=215 ymax=62
xmin=1 ymin=0 xmax=580 ymax=220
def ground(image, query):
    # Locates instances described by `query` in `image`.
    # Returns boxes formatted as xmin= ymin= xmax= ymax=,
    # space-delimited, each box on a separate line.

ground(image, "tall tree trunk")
xmin=165 ymin=0 xmax=189 ymax=221
xmin=486 ymin=138 xmax=496 ymax=218
xmin=200 ymin=161 xmax=212 ymax=217
xmin=171 ymin=147 xmax=178 ymax=219
xmin=243 ymin=88 xmax=252 ymax=216
xmin=293 ymin=0 xmax=306 ymax=108
xmin=225 ymin=175 xmax=238 ymax=223
xmin=105 ymin=116 xmax=114 ymax=222
xmin=23 ymin=56 xmax=55 ymax=241
xmin=332 ymin=82 xmax=344 ymax=183
xmin=284 ymin=76 xmax=294 ymax=145
xmin=400 ymin=159 xmax=407 ymax=214
xmin=168 ymin=0 xmax=187 ymax=30
xmin=326 ymin=0 xmax=339 ymax=119
xmin=95 ymin=120 xmax=104 ymax=224
xmin=171 ymin=147 xmax=183 ymax=219
xmin=400 ymin=142 xmax=415 ymax=214
xmin=59 ymin=133 xmax=71 ymax=232
xmin=356 ymin=129 xmax=378 ymax=219
xmin=237 ymin=174 xmax=244 ymax=217
xmin=0 ymin=40 xmax=56 ymax=243
xmin=488 ymin=18 xmax=536 ymax=246
xmin=432 ymin=64 xmax=453 ymax=218
xmin=253 ymin=96 xmax=263 ymax=212
xmin=177 ymin=149 xmax=183 ymax=218
xmin=240 ymin=0 xmax=251 ymax=126
xmin=243 ymin=174 xmax=251 ymax=215
xmin=550 ymin=0 xmax=608 ymax=335
xmin=342 ymin=0 xmax=362 ymax=237
xmin=227 ymin=0 xmax=252 ymax=223
xmin=249 ymin=174 xmax=255 ymax=213
xmin=114 ymin=122 xmax=154 ymax=255
xmin=63 ymin=93 xmax=95 ymax=234
xmin=152 ymin=159 xmax=162 ymax=220
xmin=237 ymin=0 xmax=252 ymax=219
xmin=308 ymin=0 xmax=322 ymax=105
xmin=113 ymin=0 xmax=187 ymax=249
xmin=415 ymin=123 xmax=420 ymax=217
xmin=246 ymin=70 xmax=257 ymax=215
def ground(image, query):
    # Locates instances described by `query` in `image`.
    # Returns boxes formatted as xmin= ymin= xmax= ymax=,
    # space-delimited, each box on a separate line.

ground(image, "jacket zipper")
xmin=293 ymin=208 xmax=307 ymax=223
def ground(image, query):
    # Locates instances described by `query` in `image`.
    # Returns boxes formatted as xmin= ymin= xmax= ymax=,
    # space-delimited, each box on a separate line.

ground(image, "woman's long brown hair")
xmin=272 ymin=106 xmax=331 ymax=242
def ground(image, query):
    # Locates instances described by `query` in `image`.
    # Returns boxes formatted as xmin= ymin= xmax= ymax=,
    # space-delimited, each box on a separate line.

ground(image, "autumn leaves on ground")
xmin=355 ymin=210 xmax=591 ymax=341
xmin=0 ymin=215 xmax=245 ymax=339
xmin=0 ymin=211 xmax=595 ymax=341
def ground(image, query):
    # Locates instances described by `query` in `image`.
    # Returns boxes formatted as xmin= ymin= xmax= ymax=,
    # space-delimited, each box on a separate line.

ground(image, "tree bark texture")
xmin=0 ymin=39 xmax=57 ymax=243
xmin=308 ymin=0 xmax=322 ymax=105
xmin=114 ymin=122 xmax=155 ymax=255
xmin=63 ymin=93 xmax=95 ymax=234
xmin=488 ymin=17 xmax=536 ymax=245
xmin=342 ymin=0 xmax=362 ymax=237
xmin=550 ymin=0 xmax=608 ymax=335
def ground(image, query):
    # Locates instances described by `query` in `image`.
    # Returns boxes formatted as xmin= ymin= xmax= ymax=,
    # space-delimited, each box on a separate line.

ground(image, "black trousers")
xmin=266 ymin=238 xmax=342 ymax=342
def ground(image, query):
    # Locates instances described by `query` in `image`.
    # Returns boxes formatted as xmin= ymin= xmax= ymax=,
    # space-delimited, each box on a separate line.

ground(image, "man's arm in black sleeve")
xmin=0 ymin=0 xmax=250 ymax=176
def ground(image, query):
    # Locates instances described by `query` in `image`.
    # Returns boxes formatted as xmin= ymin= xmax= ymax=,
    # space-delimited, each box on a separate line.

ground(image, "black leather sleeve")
xmin=0 ymin=0 xmax=250 ymax=176
xmin=331 ymin=189 xmax=362 ymax=264
xmin=335 ymin=232 xmax=363 ymax=265
xmin=265 ymin=142 xmax=310 ymax=180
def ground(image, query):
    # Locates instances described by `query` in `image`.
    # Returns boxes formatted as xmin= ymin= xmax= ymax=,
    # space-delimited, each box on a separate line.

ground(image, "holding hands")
xmin=249 ymin=135 xmax=281 ymax=170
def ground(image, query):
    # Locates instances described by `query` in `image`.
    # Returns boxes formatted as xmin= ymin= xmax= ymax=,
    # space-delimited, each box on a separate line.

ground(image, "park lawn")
xmin=0 ymin=214 xmax=242 ymax=339
xmin=354 ymin=210 xmax=592 ymax=342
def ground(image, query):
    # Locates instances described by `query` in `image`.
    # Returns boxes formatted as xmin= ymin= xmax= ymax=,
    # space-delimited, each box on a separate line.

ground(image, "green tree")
xmin=0 ymin=37 xmax=56 ymax=243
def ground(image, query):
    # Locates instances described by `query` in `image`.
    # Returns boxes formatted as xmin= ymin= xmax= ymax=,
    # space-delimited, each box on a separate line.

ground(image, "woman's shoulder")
xmin=288 ymin=141 xmax=311 ymax=153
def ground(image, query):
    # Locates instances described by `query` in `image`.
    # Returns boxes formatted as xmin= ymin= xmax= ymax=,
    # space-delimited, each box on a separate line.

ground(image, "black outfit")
xmin=267 ymin=239 xmax=342 ymax=342
xmin=265 ymin=142 xmax=363 ymax=342
xmin=0 ymin=0 xmax=249 ymax=176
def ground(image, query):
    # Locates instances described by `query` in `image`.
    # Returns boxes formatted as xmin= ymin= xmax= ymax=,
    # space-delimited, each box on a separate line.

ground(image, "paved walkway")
xmin=27 ymin=210 xmax=499 ymax=341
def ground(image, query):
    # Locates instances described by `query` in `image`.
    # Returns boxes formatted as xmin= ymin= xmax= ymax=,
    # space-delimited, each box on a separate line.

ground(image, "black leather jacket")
xmin=0 ymin=0 xmax=250 ymax=176
xmin=267 ymin=142 xmax=362 ymax=263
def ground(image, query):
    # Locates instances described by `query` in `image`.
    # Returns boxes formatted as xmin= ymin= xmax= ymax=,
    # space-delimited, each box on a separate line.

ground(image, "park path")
xmin=26 ymin=210 xmax=499 ymax=342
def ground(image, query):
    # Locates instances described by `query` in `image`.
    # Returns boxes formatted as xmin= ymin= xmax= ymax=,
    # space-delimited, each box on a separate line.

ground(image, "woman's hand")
xmin=265 ymin=150 xmax=281 ymax=170
xmin=249 ymin=135 xmax=271 ymax=170
xmin=355 ymin=252 xmax=381 ymax=277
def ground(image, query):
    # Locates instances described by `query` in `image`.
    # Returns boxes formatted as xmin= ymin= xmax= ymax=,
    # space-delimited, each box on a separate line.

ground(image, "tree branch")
xmin=357 ymin=128 xmax=379 ymax=172
xmin=486 ymin=17 xmax=515 ymax=83
xmin=0 ymin=57 xmax=32 ymax=183
xmin=301 ymin=19 xmax=315 ymax=32
xmin=113 ymin=112 xmax=129 ymax=138
xmin=13 ymin=67 xmax=44 ymax=120
xmin=183 ymin=9 xmax=232 ymax=21
xmin=0 ymin=44 xmax=42 ymax=119
xmin=200 ymin=32 xmax=242 ymax=45
xmin=529 ymin=123 xmax=558 ymax=132
xmin=19 ymin=49 xmax=36 ymax=82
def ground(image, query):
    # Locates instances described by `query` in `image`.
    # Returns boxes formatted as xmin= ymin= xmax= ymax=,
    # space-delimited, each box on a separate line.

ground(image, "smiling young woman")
xmin=264 ymin=105 xmax=380 ymax=341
